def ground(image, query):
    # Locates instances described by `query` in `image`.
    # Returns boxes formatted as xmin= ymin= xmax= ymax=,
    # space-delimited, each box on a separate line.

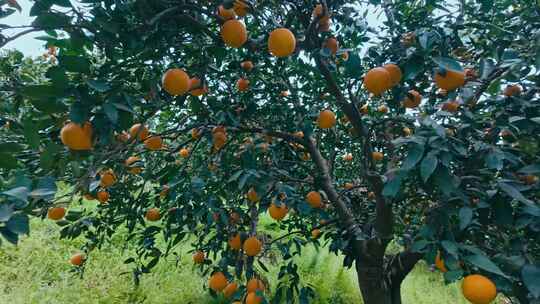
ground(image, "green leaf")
xmin=521 ymin=264 xmax=540 ymax=298
xmin=343 ymin=53 xmax=362 ymax=78
xmin=87 ymin=79 xmax=111 ymax=92
xmin=441 ymin=240 xmax=459 ymax=256
xmin=59 ymin=55 xmax=91 ymax=74
xmin=2 ymin=187 xmax=29 ymax=203
xmin=432 ymin=57 xmax=463 ymax=72
xmin=459 ymin=207 xmax=473 ymax=230
xmin=518 ymin=164 xmax=540 ymax=174
xmin=0 ymin=203 xmax=14 ymax=222
xmin=6 ymin=213 xmax=29 ymax=235
xmin=498 ymin=182 xmax=533 ymax=205
xmin=46 ymin=66 xmax=69 ymax=89
xmin=0 ymin=142 xmax=23 ymax=153
xmin=411 ymin=239 xmax=429 ymax=252
xmin=103 ymin=103 xmax=118 ymax=124
xmin=382 ymin=172 xmax=405 ymax=197
xmin=0 ymin=227 xmax=18 ymax=245
xmin=443 ymin=269 xmax=464 ymax=283
xmin=0 ymin=152 xmax=18 ymax=169
xmin=420 ymin=153 xmax=438 ymax=182
xmin=32 ymin=12 xmax=71 ymax=28
xmin=23 ymin=118 xmax=40 ymax=149
xmin=464 ymin=254 xmax=507 ymax=278
xmin=401 ymin=144 xmax=424 ymax=170
xmin=20 ymin=84 xmax=64 ymax=99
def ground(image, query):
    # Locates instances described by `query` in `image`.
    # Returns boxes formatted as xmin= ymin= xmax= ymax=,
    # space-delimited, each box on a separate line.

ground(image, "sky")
xmin=2 ymin=1 xmax=385 ymax=57
xmin=2 ymin=0 xmax=44 ymax=56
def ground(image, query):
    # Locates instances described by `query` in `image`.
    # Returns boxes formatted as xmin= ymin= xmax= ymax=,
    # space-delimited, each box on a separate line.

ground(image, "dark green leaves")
xmin=459 ymin=207 xmax=473 ymax=230
xmin=58 ymin=55 xmax=91 ymax=74
xmin=432 ymin=57 xmax=463 ymax=72
xmin=401 ymin=144 xmax=424 ymax=170
xmin=420 ymin=152 xmax=438 ymax=182
xmin=32 ymin=12 xmax=71 ymax=28
xmin=521 ymin=264 xmax=540 ymax=298
xmin=498 ymin=182 xmax=533 ymax=205
xmin=6 ymin=213 xmax=29 ymax=235
xmin=464 ymin=254 xmax=507 ymax=277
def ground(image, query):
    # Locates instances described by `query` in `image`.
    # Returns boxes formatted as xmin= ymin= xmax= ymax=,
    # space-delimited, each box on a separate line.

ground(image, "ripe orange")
xmin=311 ymin=229 xmax=321 ymax=239
xmin=209 ymin=272 xmax=228 ymax=292
xmin=435 ymin=252 xmax=448 ymax=272
xmin=162 ymin=68 xmax=190 ymax=96
xmin=434 ymin=69 xmax=465 ymax=91
xmin=84 ymin=193 xmax=95 ymax=201
xmin=160 ymin=185 xmax=170 ymax=199
xmin=125 ymin=156 xmax=140 ymax=165
xmin=462 ymin=274 xmax=497 ymax=304
xmin=442 ymin=101 xmax=460 ymax=113
xmin=323 ymin=37 xmax=339 ymax=55
xmin=221 ymin=20 xmax=248 ymax=48
xmin=97 ymin=190 xmax=109 ymax=204
xmin=364 ymin=67 xmax=392 ymax=95
xmin=503 ymin=84 xmax=521 ymax=97
xmin=144 ymin=135 xmax=163 ymax=150
xmin=47 ymin=207 xmax=66 ymax=220
xmin=179 ymin=148 xmax=190 ymax=158
xmin=223 ymin=282 xmax=239 ymax=298
xmin=243 ymin=236 xmax=262 ymax=256
xmin=116 ymin=131 xmax=129 ymax=143
xmin=191 ymin=128 xmax=202 ymax=139
xmin=372 ymin=151 xmax=384 ymax=162
xmin=193 ymin=251 xmax=205 ymax=264
xmin=403 ymin=127 xmax=412 ymax=136
xmin=218 ymin=5 xmax=235 ymax=20
xmin=245 ymin=292 xmax=263 ymax=304
xmin=233 ymin=0 xmax=249 ymax=17
xmin=247 ymin=278 xmax=265 ymax=292
xmin=268 ymin=28 xmax=296 ymax=57
xmin=247 ymin=187 xmax=259 ymax=203
xmin=145 ymin=208 xmax=161 ymax=221
xmin=229 ymin=234 xmax=242 ymax=250
xmin=241 ymin=60 xmax=254 ymax=71
xmin=280 ymin=90 xmax=290 ymax=97
xmin=99 ymin=169 xmax=116 ymax=188
xmin=378 ymin=105 xmax=389 ymax=114
xmin=189 ymin=77 xmax=201 ymax=90
xmin=129 ymin=123 xmax=149 ymax=141
xmin=317 ymin=110 xmax=336 ymax=129
xmin=402 ymin=90 xmax=422 ymax=108
xmin=268 ymin=203 xmax=288 ymax=220
xmin=213 ymin=132 xmax=227 ymax=150
xmin=344 ymin=182 xmax=354 ymax=190
xmin=237 ymin=78 xmax=250 ymax=91
xmin=343 ymin=153 xmax=353 ymax=162
xmin=520 ymin=175 xmax=539 ymax=185
xmin=359 ymin=104 xmax=369 ymax=114
xmin=306 ymin=191 xmax=323 ymax=208
xmin=190 ymin=85 xmax=208 ymax=97
xmin=70 ymin=253 xmax=85 ymax=266
xmin=383 ymin=63 xmax=402 ymax=87
xmin=60 ymin=122 xmax=93 ymax=150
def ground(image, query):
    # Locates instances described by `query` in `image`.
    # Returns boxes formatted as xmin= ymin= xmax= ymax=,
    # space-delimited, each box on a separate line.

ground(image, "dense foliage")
xmin=0 ymin=0 xmax=539 ymax=303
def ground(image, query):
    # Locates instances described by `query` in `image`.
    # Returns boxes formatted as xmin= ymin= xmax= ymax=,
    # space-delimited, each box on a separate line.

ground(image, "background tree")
xmin=0 ymin=0 xmax=539 ymax=303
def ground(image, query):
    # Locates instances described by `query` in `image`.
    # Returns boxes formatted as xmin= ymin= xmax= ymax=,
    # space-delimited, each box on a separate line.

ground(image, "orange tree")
xmin=0 ymin=0 xmax=539 ymax=303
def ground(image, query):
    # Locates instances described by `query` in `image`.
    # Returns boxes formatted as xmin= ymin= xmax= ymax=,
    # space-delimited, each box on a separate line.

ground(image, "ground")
xmin=0 ymin=215 xmax=490 ymax=304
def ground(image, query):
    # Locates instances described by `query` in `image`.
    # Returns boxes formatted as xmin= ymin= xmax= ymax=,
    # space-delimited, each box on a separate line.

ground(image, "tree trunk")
xmin=355 ymin=250 xmax=422 ymax=304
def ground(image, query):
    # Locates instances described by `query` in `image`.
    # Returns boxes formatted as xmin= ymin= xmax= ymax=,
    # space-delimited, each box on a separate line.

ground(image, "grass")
xmin=0 ymin=218 xmax=482 ymax=304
